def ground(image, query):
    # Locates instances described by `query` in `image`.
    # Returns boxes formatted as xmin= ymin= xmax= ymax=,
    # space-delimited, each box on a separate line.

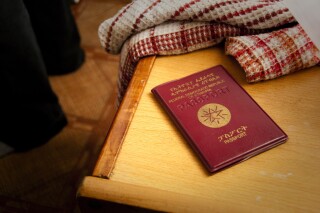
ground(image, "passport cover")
xmin=151 ymin=65 xmax=288 ymax=173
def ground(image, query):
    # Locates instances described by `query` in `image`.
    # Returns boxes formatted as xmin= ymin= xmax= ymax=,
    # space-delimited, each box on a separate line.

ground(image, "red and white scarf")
xmin=98 ymin=0 xmax=320 ymax=101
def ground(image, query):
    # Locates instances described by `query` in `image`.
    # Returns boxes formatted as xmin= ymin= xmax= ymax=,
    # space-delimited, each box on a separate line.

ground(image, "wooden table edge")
xmin=77 ymin=176 xmax=217 ymax=212
xmin=92 ymin=56 xmax=156 ymax=178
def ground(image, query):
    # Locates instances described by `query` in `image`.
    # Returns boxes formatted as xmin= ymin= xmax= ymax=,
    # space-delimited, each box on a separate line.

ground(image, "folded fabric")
xmin=99 ymin=0 xmax=295 ymax=54
xmin=118 ymin=21 xmax=265 ymax=100
xmin=98 ymin=0 xmax=319 ymax=103
xmin=226 ymin=24 xmax=320 ymax=82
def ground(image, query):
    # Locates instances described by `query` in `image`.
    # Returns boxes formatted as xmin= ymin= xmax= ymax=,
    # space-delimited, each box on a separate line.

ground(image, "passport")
xmin=151 ymin=65 xmax=288 ymax=173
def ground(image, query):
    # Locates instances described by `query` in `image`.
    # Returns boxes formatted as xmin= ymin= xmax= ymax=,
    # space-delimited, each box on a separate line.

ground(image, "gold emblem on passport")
xmin=198 ymin=103 xmax=231 ymax=128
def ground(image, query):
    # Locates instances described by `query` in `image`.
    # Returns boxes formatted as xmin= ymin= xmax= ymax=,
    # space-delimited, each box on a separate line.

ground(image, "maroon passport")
xmin=151 ymin=65 xmax=288 ymax=173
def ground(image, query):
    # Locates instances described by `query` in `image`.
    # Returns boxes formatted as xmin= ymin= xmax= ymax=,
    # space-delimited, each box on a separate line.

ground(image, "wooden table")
xmin=77 ymin=46 xmax=320 ymax=212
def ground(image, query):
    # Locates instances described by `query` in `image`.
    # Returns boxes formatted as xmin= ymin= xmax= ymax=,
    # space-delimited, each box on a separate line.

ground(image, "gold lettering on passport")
xmin=175 ymin=86 xmax=230 ymax=110
xmin=197 ymin=103 xmax=231 ymax=128
xmin=218 ymin=126 xmax=248 ymax=144
xmin=169 ymin=73 xmax=222 ymax=103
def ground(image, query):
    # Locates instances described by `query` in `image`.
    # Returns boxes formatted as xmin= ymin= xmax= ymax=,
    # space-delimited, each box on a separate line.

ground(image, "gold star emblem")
xmin=198 ymin=103 xmax=231 ymax=128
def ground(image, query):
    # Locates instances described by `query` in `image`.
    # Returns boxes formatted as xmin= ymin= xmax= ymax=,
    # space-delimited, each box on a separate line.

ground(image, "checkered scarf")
xmin=98 ymin=0 xmax=320 ymax=101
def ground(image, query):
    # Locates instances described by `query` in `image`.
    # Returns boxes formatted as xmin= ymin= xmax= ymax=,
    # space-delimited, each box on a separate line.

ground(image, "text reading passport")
xmin=151 ymin=65 xmax=288 ymax=173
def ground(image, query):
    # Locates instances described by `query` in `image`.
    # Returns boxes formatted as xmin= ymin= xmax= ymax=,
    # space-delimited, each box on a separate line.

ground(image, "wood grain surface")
xmin=83 ymin=46 xmax=320 ymax=212
xmin=93 ymin=56 xmax=156 ymax=178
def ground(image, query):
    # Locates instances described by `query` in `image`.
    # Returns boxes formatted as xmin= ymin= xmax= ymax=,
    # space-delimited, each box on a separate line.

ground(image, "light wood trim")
xmin=93 ymin=56 xmax=156 ymax=178
xmin=78 ymin=176 xmax=220 ymax=213
xmin=80 ymin=47 xmax=320 ymax=212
